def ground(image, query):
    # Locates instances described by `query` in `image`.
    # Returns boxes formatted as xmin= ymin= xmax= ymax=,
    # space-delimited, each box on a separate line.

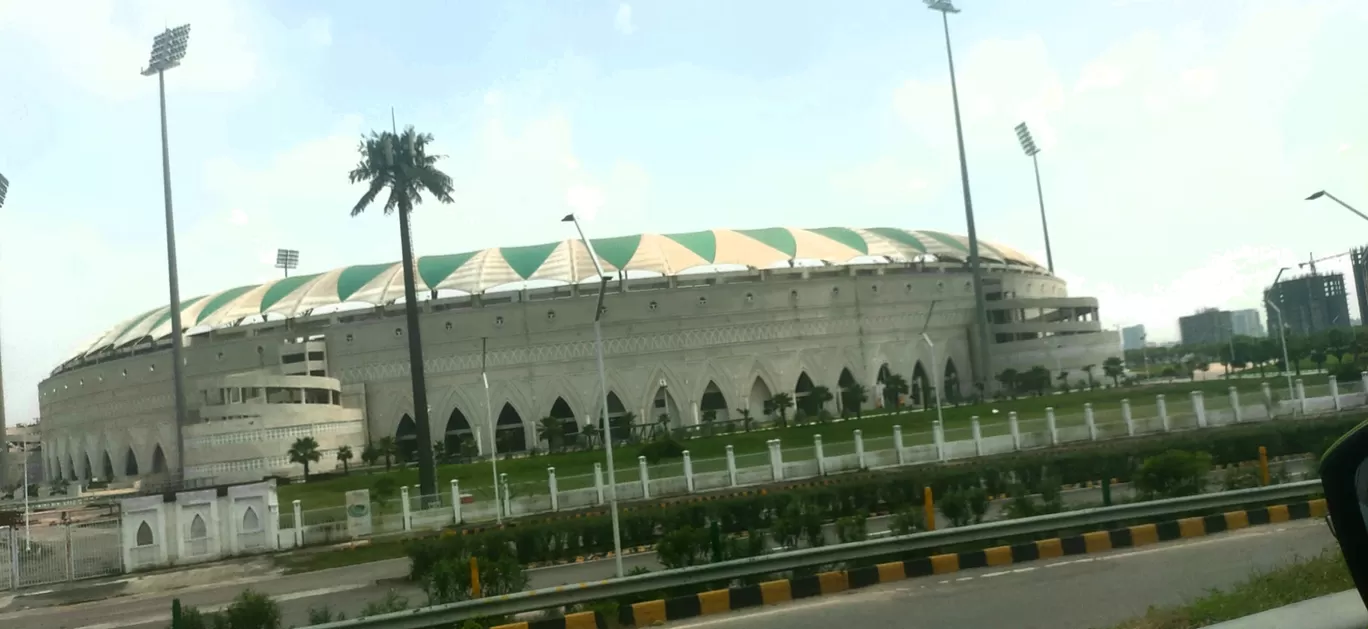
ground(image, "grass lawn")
xmin=1108 ymin=548 xmax=1353 ymax=628
xmin=278 ymin=373 xmax=1334 ymax=509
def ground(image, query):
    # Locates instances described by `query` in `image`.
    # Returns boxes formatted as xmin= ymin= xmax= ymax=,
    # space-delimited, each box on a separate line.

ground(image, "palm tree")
xmin=337 ymin=445 xmax=354 ymax=475
xmin=377 ymin=436 xmax=399 ymax=472
xmin=768 ymin=393 xmax=794 ymax=428
xmin=805 ymin=386 xmax=834 ymax=415
xmin=844 ymin=383 xmax=868 ymax=418
xmin=537 ymin=416 xmax=565 ymax=453
xmin=1102 ymin=356 xmax=1126 ymax=387
xmin=288 ymin=437 xmax=322 ymax=480
xmin=884 ymin=374 xmax=909 ymax=409
xmin=361 ymin=442 xmax=379 ymax=473
xmin=736 ymin=407 xmax=754 ymax=432
xmin=349 ymin=125 xmax=455 ymax=498
xmin=432 ymin=440 xmax=447 ymax=463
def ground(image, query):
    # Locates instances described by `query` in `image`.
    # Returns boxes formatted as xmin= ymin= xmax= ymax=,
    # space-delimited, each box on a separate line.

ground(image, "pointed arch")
xmin=547 ymin=396 xmax=579 ymax=436
xmin=135 ymin=521 xmax=154 ymax=546
xmin=794 ymin=371 xmax=817 ymax=415
xmin=189 ymin=513 xmax=208 ymax=539
xmin=101 ymin=451 xmax=115 ymax=481
xmin=124 ymin=446 xmax=139 ymax=476
xmin=151 ymin=444 xmax=167 ymax=474
xmin=837 ymin=367 xmax=862 ymax=416
xmin=911 ymin=361 xmax=931 ymax=409
xmin=602 ymin=391 xmax=634 ymax=440
xmin=943 ymin=358 xmax=961 ymax=403
xmin=700 ymin=380 xmax=730 ymax=423
xmin=82 ymin=452 xmax=93 ymax=480
xmin=648 ymin=382 xmax=683 ymax=431
xmin=747 ymin=376 xmax=773 ymax=419
xmin=444 ymin=407 xmax=472 ymax=454
xmin=242 ymin=506 xmax=261 ymax=531
xmin=395 ymin=414 xmax=419 ymax=462
xmin=495 ymin=403 xmax=527 ymax=453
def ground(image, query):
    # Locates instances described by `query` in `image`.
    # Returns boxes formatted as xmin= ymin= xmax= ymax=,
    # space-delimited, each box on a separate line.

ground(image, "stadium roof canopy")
xmin=71 ymin=227 xmax=1042 ymax=363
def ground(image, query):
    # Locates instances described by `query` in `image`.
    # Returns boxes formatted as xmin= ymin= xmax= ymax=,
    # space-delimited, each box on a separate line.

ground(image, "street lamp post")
xmin=480 ymin=338 xmax=501 ymax=524
xmin=0 ymin=171 xmax=8 ymax=494
xmin=921 ymin=333 xmax=946 ymax=429
xmin=1306 ymin=190 xmax=1368 ymax=223
xmin=141 ymin=25 xmax=193 ymax=483
xmin=1014 ymin=122 xmax=1054 ymax=273
xmin=925 ymin=0 xmax=993 ymax=397
xmin=561 ymin=213 xmax=626 ymax=579
xmin=1268 ymin=268 xmax=1295 ymax=400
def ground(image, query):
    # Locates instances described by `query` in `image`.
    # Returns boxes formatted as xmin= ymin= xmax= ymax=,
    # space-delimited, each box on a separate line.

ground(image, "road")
xmin=663 ymin=519 xmax=1340 ymax=629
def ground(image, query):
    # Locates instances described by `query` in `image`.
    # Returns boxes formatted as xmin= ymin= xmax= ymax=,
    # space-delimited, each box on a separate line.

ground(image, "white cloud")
xmin=614 ymin=3 xmax=635 ymax=35
xmin=300 ymin=16 xmax=332 ymax=48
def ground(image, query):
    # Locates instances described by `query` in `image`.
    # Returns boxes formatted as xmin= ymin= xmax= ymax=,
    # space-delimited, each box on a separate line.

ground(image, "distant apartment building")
xmin=1178 ymin=308 xmax=1234 ymax=346
xmin=1264 ymin=272 xmax=1352 ymax=337
xmin=1230 ymin=308 xmax=1265 ymax=338
xmin=1121 ymin=324 xmax=1147 ymax=351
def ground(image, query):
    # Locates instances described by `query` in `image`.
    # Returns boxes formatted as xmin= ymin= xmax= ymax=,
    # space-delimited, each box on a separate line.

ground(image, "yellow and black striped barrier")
xmin=493 ymin=497 xmax=1328 ymax=629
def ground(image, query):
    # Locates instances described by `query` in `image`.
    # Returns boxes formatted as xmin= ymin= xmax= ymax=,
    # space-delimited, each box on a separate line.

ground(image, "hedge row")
xmin=406 ymin=413 xmax=1359 ymax=579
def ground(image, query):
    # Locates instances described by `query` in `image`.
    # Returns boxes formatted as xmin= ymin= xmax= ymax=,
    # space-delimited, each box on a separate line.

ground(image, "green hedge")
xmin=407 ymin=413 xmax=1359 ymax=580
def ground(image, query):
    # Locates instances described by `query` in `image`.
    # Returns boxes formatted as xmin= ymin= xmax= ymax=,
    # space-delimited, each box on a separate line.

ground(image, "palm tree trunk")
xmin=396 ymin=200 xmax=438 ymax=499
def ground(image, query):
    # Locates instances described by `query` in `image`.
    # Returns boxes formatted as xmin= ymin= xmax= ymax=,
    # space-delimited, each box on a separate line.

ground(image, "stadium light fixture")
xmin=925 ymin=0 xmax=993 ymax=397
xmin=1015 ymin=122 xmax=1055 ymax=273
xmin=275 ymin=249 xmax=300 ymax=278
xmin=142 ymin=24 xmax=192 ymax=483
xmin=561 ymin=212 xmax=625 ymax=579
xmin=1306 ymin=190 xmax=1368 ymax=223
xmin=0 ymin=171 xmax=9 ymax=209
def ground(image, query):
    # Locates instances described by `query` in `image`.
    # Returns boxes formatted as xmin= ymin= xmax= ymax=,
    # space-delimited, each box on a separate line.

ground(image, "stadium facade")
xmin=34 ymin=227 xmax=1121 ymax=486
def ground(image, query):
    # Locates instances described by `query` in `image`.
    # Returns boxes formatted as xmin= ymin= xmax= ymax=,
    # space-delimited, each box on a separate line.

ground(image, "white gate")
xmin=1 ymin=519 xmax=123 ymax=590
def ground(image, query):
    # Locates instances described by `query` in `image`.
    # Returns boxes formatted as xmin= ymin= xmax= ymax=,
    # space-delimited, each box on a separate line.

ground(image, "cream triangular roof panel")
xmin=714 ymin=229 xmax=788 ymax=268
xmin=791 ymin=228 xmax=864 ymax=261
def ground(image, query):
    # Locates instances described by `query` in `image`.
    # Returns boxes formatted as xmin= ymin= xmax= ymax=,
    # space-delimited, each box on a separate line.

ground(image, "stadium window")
xmin=307 ymin=351 xmax=324 ymax=361
xmin=395 ymin=328 xmax=403 ymax=336
xmin=282 ymin=353 xmax=306 ymax=365
xmin=304 ymin=389 xmax=331 ymax=404
xmin=310 ymin=370 xmax=325 ymax=377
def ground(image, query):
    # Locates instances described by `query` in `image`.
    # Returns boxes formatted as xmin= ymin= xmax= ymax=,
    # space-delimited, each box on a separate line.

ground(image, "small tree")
xmin=996 ymin=369 xmax=1020 ymax=398
xmin=287 ymin=437 xmax=322 ymax=480
xmin=768 ymin=393 xmax=794 ymax=428
xmin=884 ymin=374 xmax=909 ymax=409
xmin=844 ymin=383 xmax=868 ymax=418
xmin=337 ymin=445 xmax=354 ymax=475
xmin=1102 ymin=356 xmax=1126 ymax=387
xmin=701 ymin=409 xmax=718 ymax=437
xmin=360 ymin=442 xmax=380 ymax=473
xmin=377 ymin=437 xmax=398 ymax=471
xmin=736 ymin=407 xmax=754 ymax=432
xmin=804 ymin=386 xmax=834 ymax=415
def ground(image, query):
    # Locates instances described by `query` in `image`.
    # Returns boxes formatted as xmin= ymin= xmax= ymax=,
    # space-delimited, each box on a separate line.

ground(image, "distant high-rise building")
xmin=1121 ymin=324 xmax=1147 ymax=351
xmin=1178 ymin=308 xmax=1235 ymax=347
xmin=1264 ymin=272 xmax=1352 ymax=337
xmin=1230 ymin=309 xmax=1265 ymax=338
xmin=1350 ymin=246 xmax=1368 ymax=324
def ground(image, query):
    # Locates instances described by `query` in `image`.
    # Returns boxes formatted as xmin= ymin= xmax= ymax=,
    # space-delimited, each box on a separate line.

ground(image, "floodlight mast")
xmin=142 ymin=24 xmax=193 ymax=484
xmin=1015 ymin=122 xmax=1055 ymax=273
xmin=276 ymin=249 xmax=300 ymax=278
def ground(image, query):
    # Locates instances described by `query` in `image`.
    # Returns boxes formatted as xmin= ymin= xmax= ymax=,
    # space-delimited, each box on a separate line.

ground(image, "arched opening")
xmin=700 ymin=381 xmax=730 ymax=425
xmin=837 ymin=368 xmax=863 ymax=417
xmin=650 ymin=384 xmax=683 ymax=435
xmin=67 ymin=453 xmax=77 ymax=480
xmin=496 ymin=403 xmax=527 ymax=453
xmin=911 ymin=362 xmax=931 ymax=409
xmin=794 ymin=371 xmax=820 ymax=415
xmin=189 ymin=514 xmax=208 ymax=539
xmin=876 ymin=364 xmax=896 ymax=408
xmin=82 ymin=453 xmax=93 ymax=481
xmin=395 ymin=414 xmax=419 ymax=462
xmin=242 ymin=506 xmax=261 ymax=532
xmin=747 ymin=377 xmax=773 ymax=422
xmin=124 ymin=447 xmax=140 ymax=476
xmin=135 ymin=521 xmax=154 ymax=546
xmin=943 ymin=358 xmax=961 ymax=403
xmin=151 ymin=444 xmax=167 ymax=474
xmin=542 ymin=397 xmax=579 ymax=451
xmin=444 ymin=408 xmax=472 ymax=458
xmin=604 ymin=391 xmax=632 ymax=441
xmin=101 ymin=451 xmax=115 ymax=481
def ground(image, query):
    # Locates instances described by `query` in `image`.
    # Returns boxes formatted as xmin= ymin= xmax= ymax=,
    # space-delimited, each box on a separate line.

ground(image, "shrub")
xmin=836 ymin=512 xmax=868 ymax=543
xmin=425 ymin=555 xmax=529 ymax=604
xmin=639 ymin=437 xmax=686 ymax=464
xmin=1134 ymin=450 xmax=1212 ymax=499
xmin=889 ymin=507 xmax=925 ymax=535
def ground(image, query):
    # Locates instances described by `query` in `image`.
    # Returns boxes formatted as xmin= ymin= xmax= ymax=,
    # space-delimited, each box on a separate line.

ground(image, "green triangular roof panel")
xmin=591 ymin=234 xmax=642 ymax=270
xmin=260 ymin=274 xmax=321 ymax=313
xmin=867 ymin=228 xmax=928 ymax=253
xmin=418 ymin=252 xmax=477 ymax=290
xmin=499 ymin=242 xmax=561 ymax=279
xmin=919 ymin=231 xmax=970 ymax=253
xmin=337 ymin=263 xmax=395 ymax=301
xmin=736 ymin=228 xmax=797 ymax=257
xmin=196 ymin=285 xmax=258 ymax=324
xmin=665 ymin=230 xmax=717 ymax=263
xmin=149 ymin=295 xmax=206 ymax=331
xmin=809 ymin=227 xmax=869 ymax=255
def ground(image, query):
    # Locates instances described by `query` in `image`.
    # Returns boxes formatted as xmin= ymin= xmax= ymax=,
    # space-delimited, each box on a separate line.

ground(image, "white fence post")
xmin=933 ymin=420 xmax=947 ymax=461
xmin=1084 ymin=403 xmax=1097 ymax=440
xmin=399 ymin=487 xmax=411 ymax=532
xmin=683 ymin=451 xmax=695 ymax=493
xmin=893 ymin=425 xmax=905 ymax=465
xmin=1260 ymin=383 xmax=1274 ymax=419
xmin=1157 ymin=394 xmax=1169 ymax=431
xmin=726 ymin=445 xmax=738 ymax=487
xmin=593 ymin=462 xmax=605 ymax=506
xmin=638 ymin=456 xmax=651 ymax=499
xmin=769 ymin=439 xmax=785 ymax=480
xmin=854 ymin=429 xmax=866 ymax=469
xmin=1361 ymin=371 xmax=1368 ymax=396
xmin=547 ymin=467 xmax=559 ymax=512
xmin=292 ymin=499 xmax=303 ymax=547
xmin=1046 ymin=407 xmax=1058 ymax=445
xmin=1121 ymin=399 xmax=1134 ymax=436
xmin=450 ymin=479 xmax=461 ymax=524
xmin=1331 ymin=376 xmax=1342 ymax=410
xmin=1192 ymin=391 xmax=1207 ymax=428
xmin=1008 ymin=412 xmax=1021 ymax=450
xmin=1296 ymin=379 xmax=1307 ymax=415
xmin=1229 ymin=386 xmax=1242 ymax=422
xmin=500 ymin=473 xmax=511 ymax=518
xmin=970 ymin=416 xmax=982 ymax=456
xmin=814 ymin=434 xmax=826 ymax=476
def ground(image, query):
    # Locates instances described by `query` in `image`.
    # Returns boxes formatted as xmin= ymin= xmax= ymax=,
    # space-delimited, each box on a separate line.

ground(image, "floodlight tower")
xmin=276 ymin=249 xmax=300 ymax=278
xmin=1015 ymin=122 xmax=1055 ymax=273
xmin=141 ymin=25 xmax=192 ymax=480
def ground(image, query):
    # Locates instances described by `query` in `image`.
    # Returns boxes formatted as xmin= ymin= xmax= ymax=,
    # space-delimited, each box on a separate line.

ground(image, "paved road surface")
xmin=663 ymin=520 xmax=1339 ymax=629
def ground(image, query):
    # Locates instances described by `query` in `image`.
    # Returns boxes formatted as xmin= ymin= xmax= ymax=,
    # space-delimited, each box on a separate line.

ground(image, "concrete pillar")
xmin=1331 ymin=376 xmax=1342 ymax=410
xmin=593 ymin=462 xmax=605 ymax=505
xmin=1046 ymin=407 xmax=1058 ymax=445
xmin=638 ymin=456 xmax=651 ymax=499
xmin=450 ymin=479 xmax=461 ymax=525
xmin=854 ymin=429 xmax=866 ymax=469
xmin=1261 ymin=383 xmax=1273 ymax=418
xmin=726 ymin=445 xmax=738 ymax=487
xmin=768 ymin=439 xmax=785 ymax=480
xmin=1084 ymin=403 xmax=1097 ymax=440
xmin=933 ymin=420 xmax=947 ymax=461
xmin=893 ymin=425 xmax=905 ymax=465
xmin=814 ymin=434 xmax=826 ymax=476
xmin=292 ymin=500 xmax=303 ymax=547
xmin=1191 ymin=391 xmax=1207 ymax=427
xmin=970 ymin=416 xmax=982 ymax=456
xmin=683 ymin=451 xmax=695 ymax=493
xmin=691 ymin=401 xmax=701 ymax=427
xmin=547 ymin=467 xmax=559 ymax=512
xmin=1229 ymin=386 xmax=1242 ymax=422
xmin=500 ymin=473 xmax=511 ymax=518
xmin=1157 ymin=394 xmax=1169 ymax=431
xmin=1121 ymin=399 xmax=1134 ymax=436
xmin=400 ymin=487 xmax=411 ymax=532
xmin=1008 ymin=412 xmax=1021 ymax=450
xmin=1295 ymin=379 xmax=1307 ymax=415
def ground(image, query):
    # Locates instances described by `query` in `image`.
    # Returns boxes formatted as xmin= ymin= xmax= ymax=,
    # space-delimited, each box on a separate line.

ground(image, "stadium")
xmin=33 ymin=226 xmax=1121 ymax=487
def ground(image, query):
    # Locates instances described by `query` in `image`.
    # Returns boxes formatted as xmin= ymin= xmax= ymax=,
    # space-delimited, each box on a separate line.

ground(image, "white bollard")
xmin=1157 ymin=394 xmax=1169 ymax=431
xmin=1295 ymin=379 xmax=1307 ymax=415
xmin=1121 ymin=399 xmax=1134 ymax=436
xmin=1261 ymin=383 xmax=1274 ymax=419
xmin=1229 ymin=386 xmax=1242 ymax=423
xmin=933 ymin=420 xmax=947 ymax=461
xmin=769 ymin=439 xmax=785 ymax=480
xmin=1046 ymin=407 xmax=1058 ymax=445
xmin=593 ymin=462 xmax=605 ymax=505
xmin=814 ymin=434 xmax=826 ymax=476
xmin=1008 ymin=412 xmax=1021 ymax=450
xmin=400 ymin=487 xmax=412 ymax=531
xmin=292 ymin=499 xmax=303 ymax=547
xmin=638 ymin=456 xmax=651 ymax=499
xmin=1361 ymin=371 xmax=1368 ymax=397
xmin=1331 ymin=376 xmax=1341 ymax=410
xmin=726 ymin=445 xmax=738 ymax=487
xmin=548 ymin=467 xmax=559 ymax=511
xmin=683 ymin=451 xmax=695 ymax=493
xmin=1084 ymin=403 xmax=1097 ymax=440
xmin=970 ymin=416 xmax=983 ymax=456
xmin=893 ymin=425 xmax=905 ymax=465
xmin=450 ymin=479 xmax=462 ymax=525
xmin=1192 ymin=391 xmax=1207 ymax=428
xmin=854 ymin=429 xmax=866 ymax=469
xmin=500 ymin=473 xmax=511 ymax=518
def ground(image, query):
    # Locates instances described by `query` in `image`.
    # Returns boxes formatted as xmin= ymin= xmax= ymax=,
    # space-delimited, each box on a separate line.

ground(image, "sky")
xmin=2 ymin=0 xmax=1368 ymax=424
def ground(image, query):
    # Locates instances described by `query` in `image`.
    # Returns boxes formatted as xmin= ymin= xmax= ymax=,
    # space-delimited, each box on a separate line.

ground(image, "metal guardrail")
xmin=309 ymin=479 xmax=1325 ymax=629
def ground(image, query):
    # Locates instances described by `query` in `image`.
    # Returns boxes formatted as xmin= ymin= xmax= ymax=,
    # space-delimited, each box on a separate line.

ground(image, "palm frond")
xmin=349 ymin=125 xmax=455 ymax=219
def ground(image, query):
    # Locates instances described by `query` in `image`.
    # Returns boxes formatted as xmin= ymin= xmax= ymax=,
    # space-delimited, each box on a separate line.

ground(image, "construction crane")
xmin=1300 ymin=250 xmax=1352 ymax=275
